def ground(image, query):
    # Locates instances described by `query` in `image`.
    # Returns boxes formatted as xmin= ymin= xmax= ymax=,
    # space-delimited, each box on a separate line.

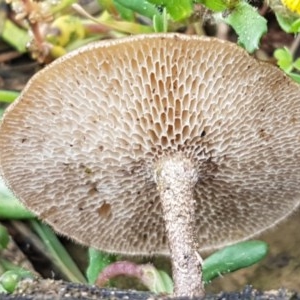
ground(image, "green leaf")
xmin=293 ymin=57 xmax=300 ymax=71
xmin=148 ymin=0 xmax=193 ymax=21
xmin=276 ymin=13 xmax=293 ymax=32
xmin=203 ymin=240 xmax=268 ymax=283
xmin=0 ymin=90 xmax=19 ymax=103
xmin=113 ymin=0 xmax=160 ymax=20
xmin=158 ymin=270 xmax=173 ymax=293
xmin=30 ymin=220 xmax=87 ymax=283
xmin=1 ymin=20 xmax=30 ymax=53
xmin=0 ymin=269 xmax=33 ymax=293
xmin=166 ymin=0 xmax=193 ymax=20
xmin=288 ymin=72 xmax=300 ymax=83
xmin=153 ymin=7 xmax=168 ymax=32
xmin=0 ymin=271 xmax=19 ymax=293
xmin=223 ymin=1 xmax=267 ymax=53
xmin=0 ymin=225 xmax=9 ymax=251
xmin=274 ymin=47 xmax=293 ymax=72
xmin=141 ymin=265 xmax=173 ymax=294
xmin=290 ymin=18 xmax=300 ymax=32
xmin=0 ymin=284 xmax=7 ymax=293
xmin=198 ymin=0 xmax=228 ymax=12
xmin=0 ymin=178 xmax=35 ymax=220
xmin=113 ymin=1 xmax=135 ymax=21
xmin=0 ymin=258 xmax=34 ymax=278
xmin=86 ymin=248 xmax=116 ymax=284
xmin=275 ymin=12 xmax=300 ymax=33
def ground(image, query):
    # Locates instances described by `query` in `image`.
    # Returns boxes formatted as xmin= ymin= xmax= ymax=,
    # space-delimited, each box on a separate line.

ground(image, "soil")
xmin=1 ymin=280 xmax=300 ymax=300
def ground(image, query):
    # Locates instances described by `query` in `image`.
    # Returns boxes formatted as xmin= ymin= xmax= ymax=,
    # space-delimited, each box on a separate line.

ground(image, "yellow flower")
xmin=281 ymin=0 xmax=300 ymax=14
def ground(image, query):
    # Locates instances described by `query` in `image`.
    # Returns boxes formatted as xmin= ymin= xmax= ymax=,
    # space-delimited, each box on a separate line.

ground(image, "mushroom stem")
xmin=155 ymin=155 xmax=204 ymax=297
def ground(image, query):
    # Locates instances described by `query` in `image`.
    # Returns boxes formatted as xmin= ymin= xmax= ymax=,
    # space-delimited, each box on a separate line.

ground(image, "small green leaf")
xmin=86 ymin=248 xmax=116 ymax=284
xmin=113 ymin=1 xmax=135 ymax=21
xmin=0 ymin=225 xmax=9 ymax=251
xmin=223 ymin=1 xmax=267 ymax=53
xmin=113 ymin=0 xmax=160 ymax=20
xmin=166 ymin=0 xmax=193 ymax=21
xmin=0 ymin=90 xmax=19 ymax=103
xmin=275 ymin=12 xmax=300 ymax=33
xmin=0 ymin=258 xmax=34 ymax=279
xmin=30 ymin=220 xmax=86 ymax=283
xmin=203 ymin=240 xmax=268 ymax=283
xmin=0 ymin=271 xmax=20 ymax=293
xmin=141 ymin=265 xmax=173 ymax=294
xmin=198 ymin=0 xmax=228 ymax=12
xmin=148 ymin=0 xmax=193 ymax=21
xmin=274 ymin=47 xmax=293 ymax=72
xmin=0 ymin=284 xmax=7 ymax=293
xmin=293 ymin=57 xmax=300 ymax=70
xmin=153 ymin=7 xmax=168 ymax=32
xmin=290 ymin=18 xmax=300 ymax=32
xmin=1 ymin=20 xmax=30 ymax=53
xmin=288 ymin=72 xmax=300 ymax=83
xmin=157 ymin=270 xmax=173 ymax=294
xmin=0 ymin=178 xmax=35 ymax=220
xmin=273 ymin=47 xmax=300 ymax=82
xmin=0 ymin=269 xmax=33 ymax=293
xmin=275 ymin=13 xmax=292 ymax=32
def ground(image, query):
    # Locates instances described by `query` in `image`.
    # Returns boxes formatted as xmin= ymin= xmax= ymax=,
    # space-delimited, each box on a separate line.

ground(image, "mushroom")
xmin=1 ymin=33 xmax=300 ymax=297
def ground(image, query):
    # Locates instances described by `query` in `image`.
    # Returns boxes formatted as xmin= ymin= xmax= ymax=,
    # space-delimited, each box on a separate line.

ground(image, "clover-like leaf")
xmin=274 ymin=47 xmax=293 ymax=72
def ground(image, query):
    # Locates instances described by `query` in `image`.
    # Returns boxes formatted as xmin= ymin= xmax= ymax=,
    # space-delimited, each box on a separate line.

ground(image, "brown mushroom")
xmin=1 ymin=33 xmax=300 ymax=297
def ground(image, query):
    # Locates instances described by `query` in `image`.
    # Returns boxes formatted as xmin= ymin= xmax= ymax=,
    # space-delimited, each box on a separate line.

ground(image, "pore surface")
xmin=1 ymin=34 xmax=300 ymax=254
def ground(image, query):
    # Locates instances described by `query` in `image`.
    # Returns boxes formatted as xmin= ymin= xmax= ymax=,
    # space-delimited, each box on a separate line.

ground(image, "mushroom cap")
xmin=1 ymin=34 xmax=300 ymax=255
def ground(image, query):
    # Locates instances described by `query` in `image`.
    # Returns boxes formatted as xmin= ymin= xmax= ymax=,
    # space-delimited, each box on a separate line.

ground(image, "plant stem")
xmin=290 ymin=34 xmax=300 ymax=57
xmin=155 ymin=155 xmax=204 ymax=297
